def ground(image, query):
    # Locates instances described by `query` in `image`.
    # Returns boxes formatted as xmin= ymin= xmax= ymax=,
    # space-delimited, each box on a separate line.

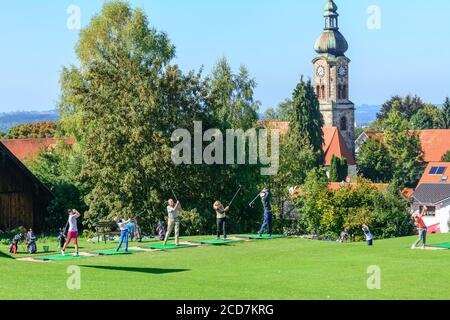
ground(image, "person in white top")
xmin=163 ymin=199 xmax=181 ymax=246
xmin=114 ymin=216 xmax=131 ymax=252
xmin=61 ymin=209 xmax=81 ymax=256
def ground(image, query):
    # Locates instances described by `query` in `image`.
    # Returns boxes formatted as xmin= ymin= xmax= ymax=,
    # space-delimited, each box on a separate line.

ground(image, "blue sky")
xmin=0 ymin=0 xmax=449 ymax=113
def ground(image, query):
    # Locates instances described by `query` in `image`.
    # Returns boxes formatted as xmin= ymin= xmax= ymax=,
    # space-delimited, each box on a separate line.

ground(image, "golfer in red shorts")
xmin=61 ymin=209 xmax=81 ymax=257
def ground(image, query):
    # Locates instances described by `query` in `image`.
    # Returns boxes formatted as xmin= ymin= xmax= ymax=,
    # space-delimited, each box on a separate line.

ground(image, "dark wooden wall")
xmin=0 ymin=146 xmax=51 ymax=233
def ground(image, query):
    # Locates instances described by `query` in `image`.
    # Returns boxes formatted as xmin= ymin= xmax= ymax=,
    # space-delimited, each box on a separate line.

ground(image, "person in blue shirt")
xmin=258 ymin=188 xmax=273 ymax=237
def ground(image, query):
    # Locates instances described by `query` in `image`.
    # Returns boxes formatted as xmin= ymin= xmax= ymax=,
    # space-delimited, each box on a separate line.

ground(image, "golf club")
xmin=227 ymin=184 xmax=242 ymax=208
xmin=249 ymin=190 xmax=263 ymax=207
xmin=171 ymin=188 xmax=179 ymax=203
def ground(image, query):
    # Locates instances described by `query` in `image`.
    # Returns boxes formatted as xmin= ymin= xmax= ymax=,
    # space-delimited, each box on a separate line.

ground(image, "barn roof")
xmin=0 ymin=141 xmax=53 ymax=197
xmin=1 ymin=138 xmax=74 ymax=162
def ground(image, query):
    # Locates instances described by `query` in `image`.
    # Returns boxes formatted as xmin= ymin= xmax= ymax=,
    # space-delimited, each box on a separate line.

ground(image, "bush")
xmin=292 ymin=175 xmax=414 ymax=240
xmin=179 ymin=209 xmax=204 ymax=236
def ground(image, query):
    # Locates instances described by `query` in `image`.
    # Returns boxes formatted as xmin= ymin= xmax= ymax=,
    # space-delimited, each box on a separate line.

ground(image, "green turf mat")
xmin=92 ymin=249 xmax=141 ymax=255
xmin=430 ymin=243 xmax=450 ymax=249
xmin=35 ymin=254 xmax=83 ymax=261
xmin=144 ymin=244 xmax=194 ymax=250
xmin=192 ymin=239 xmax=243 ymax=245
xmin=236 ymin=234 xmax=285 ymax=239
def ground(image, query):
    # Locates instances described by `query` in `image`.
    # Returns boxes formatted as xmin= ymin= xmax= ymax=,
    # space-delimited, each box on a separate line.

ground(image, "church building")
xmin=313 ymin=0 xmax=355 ymax=155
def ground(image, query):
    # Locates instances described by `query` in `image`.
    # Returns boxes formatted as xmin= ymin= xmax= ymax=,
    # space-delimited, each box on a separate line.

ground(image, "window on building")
xmin=316 ymin=86 xmax=321 ymax=99
xmin=429 ymin=167 xmax=447 ymax=175
xmin=321 ymin=85 xmax=326 ymax=99
xmin=343 ymin=85 xmax=347 ymax=99
xmin=340 ymin=116 xmax=347 ymax=131
xmin=337 ymin=85 xmax=342 ymax=99
xmin=419 ymin=206 xmax=436 ymax=217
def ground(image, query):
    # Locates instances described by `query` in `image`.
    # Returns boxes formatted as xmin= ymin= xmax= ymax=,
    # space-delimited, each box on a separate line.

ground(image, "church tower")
xmin=313 ymin=0 xmax=355 ymax=154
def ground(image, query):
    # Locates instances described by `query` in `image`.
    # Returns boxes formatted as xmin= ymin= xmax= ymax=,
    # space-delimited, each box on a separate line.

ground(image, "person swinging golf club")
xmin=258 ymin=188 xmax=273 ymax=238
xmin=214 ymin=201 xmax=230 ymax=240
xmin=163 ymin=199 xmax=182 ymax=246
xmin=114 ymin=216 xmax=131 ymax=253
xmin=412 ymin=207 xmax=428 ymax=249
xmin=61 ymin=209 xmax=81 ymax=257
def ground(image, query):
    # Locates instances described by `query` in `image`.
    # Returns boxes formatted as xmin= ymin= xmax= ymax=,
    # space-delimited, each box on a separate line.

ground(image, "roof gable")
xmin=0 ymin=141 xmax=53 ymax=198
xmin=258 ymin=121 xmax=356 ymax=166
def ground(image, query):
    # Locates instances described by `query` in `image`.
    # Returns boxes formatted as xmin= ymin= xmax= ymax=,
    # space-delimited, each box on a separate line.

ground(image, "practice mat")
xmin=92 ymin=249 xmax=142 ymax=255
xmin=143 ymin=244 xmax=194 ymax=250
xmin=429 ymin=243 xmax=450 ymax=249
xmin=236 ymin=234 xmax=285 ymax=240
xmin=35 ymin=254 xmax=84 ymax=261
xmin=191 ymin=239 xmax=243 ymax=245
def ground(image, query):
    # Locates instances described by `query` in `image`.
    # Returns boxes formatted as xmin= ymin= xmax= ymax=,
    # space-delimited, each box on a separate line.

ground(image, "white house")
xmin=412 ymin=183 xmax=450 ymax=233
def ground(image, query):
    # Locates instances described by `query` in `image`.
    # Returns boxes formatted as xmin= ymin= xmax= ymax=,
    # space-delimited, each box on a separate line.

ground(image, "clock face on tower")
xmin=338 ymin=65 xmax=347 ymax=77
xmin=316 ymin=65 xmax=325 ymax=78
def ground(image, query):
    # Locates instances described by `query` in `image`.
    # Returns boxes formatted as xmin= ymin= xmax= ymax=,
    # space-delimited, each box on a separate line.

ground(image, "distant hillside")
xmin=0 ymin=110 xmax=60 ymax=132
xmin=2 ymin=105 xmax=381 ymax=133
xmin=355 ymin=104 xmax=380 ymax=127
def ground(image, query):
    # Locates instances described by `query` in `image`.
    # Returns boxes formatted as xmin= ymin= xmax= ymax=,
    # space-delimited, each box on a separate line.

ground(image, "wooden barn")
xmin=0 ymin=141 xmax=52 ymax=233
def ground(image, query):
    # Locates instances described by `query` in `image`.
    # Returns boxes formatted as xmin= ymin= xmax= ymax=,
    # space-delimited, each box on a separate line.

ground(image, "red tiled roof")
xmin=418 ymin=130 xmax=450 ymax=163
xmin=323 ymin=127 xmax=356 ymax=166
xmin=1 ymin=138 xmax=74 ymax=162
xmin=258 ymin=121 xmax=356 ymax=166
xmin=363 ymin=129 xmax=450 ymax=163
xmin=402 ymin=188 xmax=415 ymax=198
xmin=418 ymin=162 xmax=450 ymax=185
xmin=328 ymin=182 xmax=389 ymax=191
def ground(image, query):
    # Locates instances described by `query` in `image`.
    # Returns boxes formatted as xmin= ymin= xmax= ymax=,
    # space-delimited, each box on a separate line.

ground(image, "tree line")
xmin=23 ymin=1 xmax=416 ymax=240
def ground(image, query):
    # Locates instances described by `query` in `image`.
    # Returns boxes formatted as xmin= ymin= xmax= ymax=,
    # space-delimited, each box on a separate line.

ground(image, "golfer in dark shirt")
xmin=258 ymin=188 xmax=273 ymax=237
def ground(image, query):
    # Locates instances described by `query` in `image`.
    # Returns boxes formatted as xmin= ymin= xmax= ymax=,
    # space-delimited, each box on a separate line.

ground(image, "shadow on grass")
xmin=0 ymin=250 xmax=13 ymax=259
xmin=80 ymin=265 xmax=189 ymax=275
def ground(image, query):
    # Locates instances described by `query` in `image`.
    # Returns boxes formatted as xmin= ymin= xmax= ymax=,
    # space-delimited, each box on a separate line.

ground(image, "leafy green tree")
xmin=262 ymin=99 xmax=293 ymax=121
xmin=410 ymin=104 xmax=446 ymax=129
xmin=357 ymin=138 xmax=394 ymax=183
xmin=291 ymin=76 xmax=324 ymax=156
xmin=329 ymin=156 xmax=348 ymax=182
xmin=442 ymin=151 xmax=450 ymax=162
xmin=377 ymin=95 xmax=424 ymax=121
xmin=4 ymin=121 xmax=57 ymax=139
xmin=26 ymin=144 xmax=86 ymax=232
xmin=209 ymin=58 xmax=260 ymax=130
xmin=443 ymin=97 xmax=450 ymax=128
xmin=59 ymin=1 xmax=179 ymax=229
xmin=384 ymin=104 xmax=423 ymax=188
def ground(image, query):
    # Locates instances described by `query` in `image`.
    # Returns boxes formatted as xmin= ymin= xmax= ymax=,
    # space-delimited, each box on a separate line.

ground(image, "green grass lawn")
xmin=1 ymin=234 xmax=450 ymax=300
